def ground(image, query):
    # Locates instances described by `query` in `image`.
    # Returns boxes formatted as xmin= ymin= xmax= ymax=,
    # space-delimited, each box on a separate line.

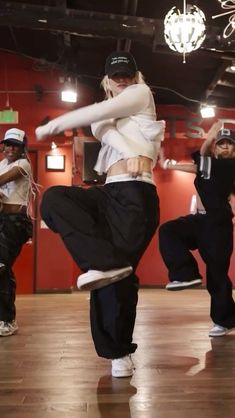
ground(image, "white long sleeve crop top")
xmin=36 ymin=83 xmax=165 ymax=174
xmin=92 ymin=115 xmax=165 ymax=174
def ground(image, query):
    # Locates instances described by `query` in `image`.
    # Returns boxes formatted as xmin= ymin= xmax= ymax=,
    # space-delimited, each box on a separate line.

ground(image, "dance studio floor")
xmin=0 ymin=289 xmax=235 ymax=418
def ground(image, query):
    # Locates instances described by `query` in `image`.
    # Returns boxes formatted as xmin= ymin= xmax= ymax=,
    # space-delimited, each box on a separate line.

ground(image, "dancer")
xmin=159 ymin=121 xmax=235 ymax=337
xmin=0 ymin=128 xmax=34 ymax=337
xmin=230 ymin=183 xmax=235 ymax=223
xmin=36 ymin=51 xmax=165 ymax=376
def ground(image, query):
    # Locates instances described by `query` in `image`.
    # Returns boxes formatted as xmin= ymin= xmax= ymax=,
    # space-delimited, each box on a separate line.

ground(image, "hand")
xmin=127 ymin=156 xmax=146 ymax=177
xmin=158 ymin=148 xmax=167 ymax=169
xmin=207 ymin=120 xmax=223 ymax=142
xmin=35 ymin=126 xmax=48 ymax=141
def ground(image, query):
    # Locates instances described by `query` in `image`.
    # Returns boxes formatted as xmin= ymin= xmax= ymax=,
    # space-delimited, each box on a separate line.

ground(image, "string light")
xmin=151 ymin=85 xmax=216 ymax=118
xmin=212 ymin=1 xmax=235 ymax=38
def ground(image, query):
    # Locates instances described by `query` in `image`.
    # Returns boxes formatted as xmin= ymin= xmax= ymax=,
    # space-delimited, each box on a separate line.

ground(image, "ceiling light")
xmin=229 ymin=64 xmax=235 ymax=72
xmin=164 ymin=1 xmax=206 ymax=63
xmin=61 ymin=78 xmax=77 ymax=103
xmin=200 ymin=105 xmax=216 ymax=119
xmin=61 ymin=89 xmax=77 ymax=103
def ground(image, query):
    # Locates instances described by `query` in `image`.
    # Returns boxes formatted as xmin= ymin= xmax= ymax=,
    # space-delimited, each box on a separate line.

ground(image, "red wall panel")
xmin=35 ymin=146 xmax=75 ymax=291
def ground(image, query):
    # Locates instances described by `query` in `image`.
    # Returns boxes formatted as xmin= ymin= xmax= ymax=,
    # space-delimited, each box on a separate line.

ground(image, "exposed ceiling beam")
xmin=0 ymin=1 xmax=234 ymax=51
xmin=209 ymin=87 xmax=235 ymax=98
xmin=217 ymin=79 xmax=235 ymax=88
xmin=123 ymin=0 xmax=139 ymax=52
xmin=55 ymin=0 xmax=67 ymax=7
xmin=202 ymin=61 xmax=231 ymax=102
xmin=0 ymin=1 xmax=160 ymax=45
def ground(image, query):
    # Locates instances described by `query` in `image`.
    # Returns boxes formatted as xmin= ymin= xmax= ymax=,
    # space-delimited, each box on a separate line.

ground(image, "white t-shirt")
xmin=0 ymin=158 xmax=31 ymax=205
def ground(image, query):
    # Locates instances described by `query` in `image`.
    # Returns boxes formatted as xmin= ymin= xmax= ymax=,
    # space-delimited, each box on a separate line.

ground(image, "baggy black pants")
xmin=159 ymin=213 xmax=235 ymax=328
xmin=40 ymin=182 xmax=159 ymax=358
xmin=0 ymin=214 xmax=33 ymax=322
xmin=159 ymin=214 xmax=203 ymax=283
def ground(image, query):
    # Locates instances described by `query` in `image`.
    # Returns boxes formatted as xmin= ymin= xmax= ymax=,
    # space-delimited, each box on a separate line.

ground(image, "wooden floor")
xmin=1 ymin=289 xmax=235 ymax=418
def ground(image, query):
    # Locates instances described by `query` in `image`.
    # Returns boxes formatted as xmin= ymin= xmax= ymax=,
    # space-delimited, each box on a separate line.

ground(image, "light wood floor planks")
xmin=1 ymin=289 xmax=235 ymax=418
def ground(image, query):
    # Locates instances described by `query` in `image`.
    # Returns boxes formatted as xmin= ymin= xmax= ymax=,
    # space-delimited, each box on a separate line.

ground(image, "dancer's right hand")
xmin=127 ymin=156 xmax=149 ymax=177
xmin=35 ymin=125 xmax=48 ymax=141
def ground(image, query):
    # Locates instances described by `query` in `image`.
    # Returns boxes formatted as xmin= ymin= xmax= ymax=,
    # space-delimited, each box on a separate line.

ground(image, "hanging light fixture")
xmin=164 ymin=1 xmax=206 ymax=63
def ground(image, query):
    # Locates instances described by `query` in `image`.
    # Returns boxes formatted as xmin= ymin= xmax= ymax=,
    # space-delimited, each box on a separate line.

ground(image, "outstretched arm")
xmin=158 ymin=149 xmax=196 ymax=173
xmin=200 ymin=120 xmax=223 ymax=156
xmin=35 ymin=84 xmax=150 ymax=141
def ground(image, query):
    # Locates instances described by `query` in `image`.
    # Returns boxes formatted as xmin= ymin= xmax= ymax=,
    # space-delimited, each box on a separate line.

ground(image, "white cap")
xmin=1 ymin=128 xmax=27 ymax=145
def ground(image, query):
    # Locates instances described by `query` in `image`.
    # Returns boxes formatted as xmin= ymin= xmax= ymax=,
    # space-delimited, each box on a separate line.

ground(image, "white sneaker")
xmin=112 ymin=355 xmax=134 ymax=378
xmin=165 ymin=279 xmax=202 ymax=291
xmin=77 ymin=266 xmax=133 ymax=291
xmin=208 ymin=324 xmax=235 ymax=337
xmin=0 ymin=320 xmax=18 ymax=337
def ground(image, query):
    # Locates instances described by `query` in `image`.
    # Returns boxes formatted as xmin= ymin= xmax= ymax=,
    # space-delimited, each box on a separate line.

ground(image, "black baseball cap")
xmin=105 ymin=51 xmax=138 ymax=78
xmin=215 ymin=128 xmax=235 ymax=144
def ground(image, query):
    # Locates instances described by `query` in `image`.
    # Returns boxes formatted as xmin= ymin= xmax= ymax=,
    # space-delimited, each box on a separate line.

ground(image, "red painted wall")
xmin=1 ymin=51 xmax=235 ymax=291
xmin=0 ymin=52 xmax=94 ymax=292
xmin=35 ymin=146 xmax=75 ymax=291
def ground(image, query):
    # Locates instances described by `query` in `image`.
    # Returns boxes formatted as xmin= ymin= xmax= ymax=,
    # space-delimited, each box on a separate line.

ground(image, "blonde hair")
xmin=101 ymin=71 xmax=146 ymax=99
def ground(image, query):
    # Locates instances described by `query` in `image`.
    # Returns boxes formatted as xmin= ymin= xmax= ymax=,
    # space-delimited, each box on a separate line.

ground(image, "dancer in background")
xmin=230 ymin=183 xmax=235 ymax=223
xmin=35 ymin=51 xmax=165 ymax=377
xmin=159 ymin=121 xmax=235 ymax=337
xmin=0 ymin=128 xmax=34 ymax=337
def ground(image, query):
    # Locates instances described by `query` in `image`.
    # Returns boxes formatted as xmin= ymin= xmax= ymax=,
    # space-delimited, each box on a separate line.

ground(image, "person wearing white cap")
xmin=35 ymin=51 xmax=165 ymax=377
xmin=0 ymin=128 xmax=34 ymax=337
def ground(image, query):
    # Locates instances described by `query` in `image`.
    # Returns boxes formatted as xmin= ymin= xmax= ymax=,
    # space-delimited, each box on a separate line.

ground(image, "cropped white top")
xmin=0 ymin=158 xmax=31 ymax=205
xmin=92 ymin=113 xmax=165 ymax=174
xmin=36 ymin=83 xmax=165 ymax=174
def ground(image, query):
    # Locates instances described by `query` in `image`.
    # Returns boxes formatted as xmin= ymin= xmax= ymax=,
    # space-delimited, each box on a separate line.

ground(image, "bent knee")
xmin=159 ymin=221 xmax=175 ymax=237
xmin=40 ymin=186 xmax=66 ymax=214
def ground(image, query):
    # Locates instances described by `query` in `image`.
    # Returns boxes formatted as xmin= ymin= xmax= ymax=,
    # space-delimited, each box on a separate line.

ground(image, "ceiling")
xmin=0 ymin=0 xmax=235 ymax=112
